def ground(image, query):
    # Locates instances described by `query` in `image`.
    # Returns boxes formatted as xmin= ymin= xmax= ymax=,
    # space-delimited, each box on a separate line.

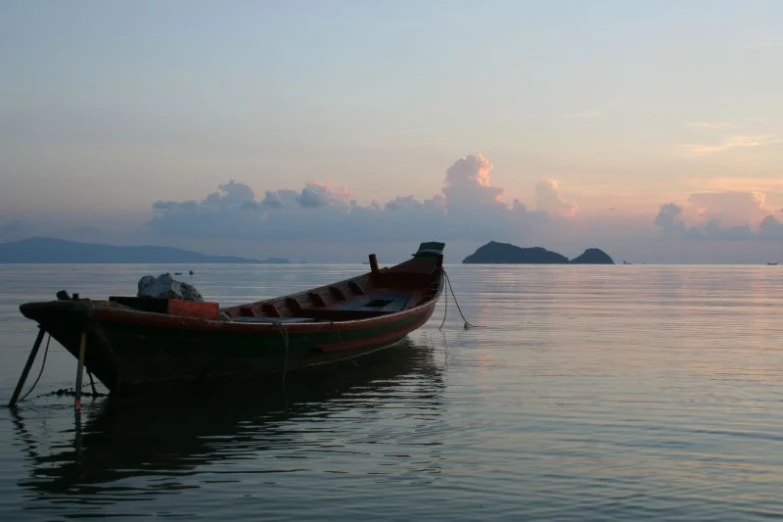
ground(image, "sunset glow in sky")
xmin=2 ymin=0 xmax=783 ymax=262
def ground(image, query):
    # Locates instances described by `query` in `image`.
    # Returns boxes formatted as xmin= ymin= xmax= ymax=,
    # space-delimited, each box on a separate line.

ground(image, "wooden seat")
xmin=333 ymin=293 xmax=412 ymax=313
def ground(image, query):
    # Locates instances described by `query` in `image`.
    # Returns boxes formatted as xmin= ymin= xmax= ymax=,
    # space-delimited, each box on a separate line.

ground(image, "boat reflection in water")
xmin=12 ymin=338 xmax=446 ymax=516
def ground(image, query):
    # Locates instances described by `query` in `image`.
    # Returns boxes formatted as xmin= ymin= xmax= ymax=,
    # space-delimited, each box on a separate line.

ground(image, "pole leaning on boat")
xmin=74 ymin=331 xmax=87 ymax=410
xmin=8 ymin=327 xmax=46 ymax=408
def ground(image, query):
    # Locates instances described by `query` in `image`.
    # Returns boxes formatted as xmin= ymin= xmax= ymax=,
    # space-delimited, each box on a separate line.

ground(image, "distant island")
xmin=258 ymin=257 xmax=291 ymax=264
xmin=462 ymin=241 xmax=614 ymax=264
xmin=0 ymin=237 xmax=290 ymax=264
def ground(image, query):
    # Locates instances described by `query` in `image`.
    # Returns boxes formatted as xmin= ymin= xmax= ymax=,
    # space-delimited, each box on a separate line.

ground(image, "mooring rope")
xmin=439 ymin=269 xmax=485 ymax=330
xmin=34 ymin=386 xmax=107 ymax=399
xmin=20 ymin=331 xmax=108 ymax=401
xmin=438 ymin=275 xmax=449 ymax=330
xmin=274 ymin=321 xmax=290 ymax=384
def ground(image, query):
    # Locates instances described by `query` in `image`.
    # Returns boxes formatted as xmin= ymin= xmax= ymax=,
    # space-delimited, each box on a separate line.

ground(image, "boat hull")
xmin=19 ymin=291 xmax=438 ymax=395
xmin=16 ymin=241 xmax=445 ymax=396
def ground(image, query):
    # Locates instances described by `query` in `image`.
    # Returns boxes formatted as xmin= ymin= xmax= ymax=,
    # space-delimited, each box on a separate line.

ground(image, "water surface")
xmin=1 ymin=263 xmax=783 ymax=520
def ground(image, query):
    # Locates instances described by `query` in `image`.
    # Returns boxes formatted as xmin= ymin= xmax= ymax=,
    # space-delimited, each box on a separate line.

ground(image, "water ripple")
xmin=2 ymin=264 xmax=783 ymax=519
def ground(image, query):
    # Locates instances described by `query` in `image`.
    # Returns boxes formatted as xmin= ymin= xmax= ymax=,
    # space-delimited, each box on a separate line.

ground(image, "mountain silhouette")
xmin=462 ymin=241 xmax=614 ymax=264
xmin=0 ymin=237 xmax=283 ymax=263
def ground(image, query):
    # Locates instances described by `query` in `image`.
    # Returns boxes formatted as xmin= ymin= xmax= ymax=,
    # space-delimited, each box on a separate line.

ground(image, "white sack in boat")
xmin=137 ymin=273 xmax=204 ymax=302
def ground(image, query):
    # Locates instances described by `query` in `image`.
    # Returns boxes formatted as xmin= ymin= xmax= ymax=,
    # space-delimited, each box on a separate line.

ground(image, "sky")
xmin=2 ymin=0 xmax=783 ymax=263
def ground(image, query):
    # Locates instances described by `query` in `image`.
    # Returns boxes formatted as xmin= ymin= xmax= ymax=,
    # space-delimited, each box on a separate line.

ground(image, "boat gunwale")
xmin=20 ymin=274 xmax=444 ymax=335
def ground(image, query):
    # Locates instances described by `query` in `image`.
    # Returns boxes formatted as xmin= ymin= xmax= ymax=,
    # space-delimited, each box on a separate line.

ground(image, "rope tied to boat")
xmin=274 ymin=321 xmax=290 ymax=384
xmin=32 ymin=386 xmax=108 ymax=400
xmin=439 ymin=269 xmax=485 ymax=330
xmin=17 ymin=331 xmax=107 ymax=403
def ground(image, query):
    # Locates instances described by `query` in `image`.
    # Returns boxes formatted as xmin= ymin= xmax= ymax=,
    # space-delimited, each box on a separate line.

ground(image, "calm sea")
xmin=1 ymin=263 xmax=783 ymax=521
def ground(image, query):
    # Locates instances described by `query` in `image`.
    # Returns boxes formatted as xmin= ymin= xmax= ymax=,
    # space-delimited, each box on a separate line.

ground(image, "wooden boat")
xmin=16 ymin=242 xmax=445 ymax=397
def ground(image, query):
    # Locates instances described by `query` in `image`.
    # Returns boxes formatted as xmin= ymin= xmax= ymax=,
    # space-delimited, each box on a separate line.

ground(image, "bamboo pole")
xmin=8 ymin=327 xmax=46 ymax=407
xmin=74 ymin=331 xmax=87 ymax=410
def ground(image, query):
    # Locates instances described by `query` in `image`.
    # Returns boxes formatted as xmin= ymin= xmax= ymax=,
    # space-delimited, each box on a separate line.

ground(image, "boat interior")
xmin=104 ymin=244 xmax=444 ymax=324
xmin=221 ymin=251 xmax=443 ymax=324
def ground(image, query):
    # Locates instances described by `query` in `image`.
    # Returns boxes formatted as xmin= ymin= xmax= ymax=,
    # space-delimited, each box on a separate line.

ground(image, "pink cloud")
xmin=535 ymin=179 xmax=578 ymax=217
xmin=678 ymin=135 xmax=781 ymax=157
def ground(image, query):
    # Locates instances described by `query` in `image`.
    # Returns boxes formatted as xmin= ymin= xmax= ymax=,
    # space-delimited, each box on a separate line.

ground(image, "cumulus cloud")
xmin=142 ymin=154 xmax=565 ymax=243
xmin=653 ymin=191 xmax=781 ymax=241
xmin=654 ymin=203 xmax=686 ymax=236
xmin=687 ymin=191 xmax=771 ymax=224
xmin=262 ymin=189 xmax=295 ymax=209
xmin=760 ymin=215 xmax=783 ymax=240
xmin=384 ymin=195 xmax=445 ymax=212
xmin=535 ymin=179 xmax=578 ymax=217
xmin=297 ymin=182 xmax=350 ymax=208
xmin=442 ymin=154 xmax=504 ymax=208
xmin=146 ymin=181 xmax=266 ymax=238
xmin=686 ymin=221 xmax=754 ymax=241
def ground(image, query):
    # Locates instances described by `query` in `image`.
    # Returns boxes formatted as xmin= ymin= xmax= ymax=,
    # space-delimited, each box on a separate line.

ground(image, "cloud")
xmin=442 ymin=154 xmax=504 ymax=208
xmin=146 ymin=181 xmax=267 ymax=239
xmin=296 ymin=182 xmax=350 ymax=208
xmin=760 ymin=215 xmax=783 ymax=240
xmin=384 ymin=195 xmax=445 ymax=212
xmin=654 ymin=203 xmax=686 ymax=236
xmin=262 ymin=189 xmax=297 ymax=209
xmin=653 ymin=191 xmax=779 ymax=241
xmin=127 ymin=154 xmax=783 ymax=262
xmin=535 ymin=179 xmax=578 ymax=217
xmin=9 ymin=151 xmax=782 ymax=263
xmin=687 ymin=191 xmax=771 ymax=224
xmin=143 ymin=154 xmax=565 ymax=243
xmin=679 ymin=134 xmax=782 ymax=157
xmin=684 ymin=220 xmax=755 ymax=241
xmin=686 ymin=176 xmax=783 ymax=194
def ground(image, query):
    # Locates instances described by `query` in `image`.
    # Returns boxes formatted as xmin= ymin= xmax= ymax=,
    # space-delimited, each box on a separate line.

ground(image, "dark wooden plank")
xmin=308 ymin=292 xmax=326 ymax=307
xmin=262 ymin=303 xmax=281 ymax=317
xmin=328 ymin=286 xmax=346 ymax=301
xmin=285 ymin=297 xmax=303 ymax=314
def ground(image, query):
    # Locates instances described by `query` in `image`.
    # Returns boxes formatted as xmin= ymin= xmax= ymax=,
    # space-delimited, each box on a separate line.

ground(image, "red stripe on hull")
xmin=315 ymin=313 xmax=432 ymax=353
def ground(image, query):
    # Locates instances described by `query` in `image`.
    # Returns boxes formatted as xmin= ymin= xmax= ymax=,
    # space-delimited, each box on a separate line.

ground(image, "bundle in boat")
xmin=109 ymin=273 xmax=220 ymax=320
